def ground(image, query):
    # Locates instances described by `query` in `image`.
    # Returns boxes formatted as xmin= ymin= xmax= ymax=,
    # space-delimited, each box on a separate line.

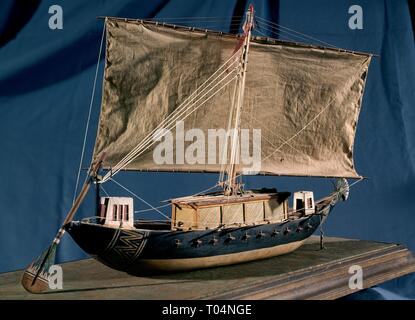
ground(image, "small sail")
xmin=93 ymin=19 xmax=371 ymax=178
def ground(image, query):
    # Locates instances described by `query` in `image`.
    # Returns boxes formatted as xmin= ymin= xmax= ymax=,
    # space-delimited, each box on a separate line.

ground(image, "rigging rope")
xmin=100 ymin=184 xmax=110 ymax=197
xmin=219 ymin=72 xmax=239 ymax=184
xmin=140 ymin=15 xmax=340 ymax=49
xmin=243 ymin=113 xmax=307 ymax=157
xmin=254 ymin=25 xmax=309 ymax=45
xmin=109 ymin=178 xmax=171 ymax=221
xmin=264 ymin=96 xmax=337 ymax=164
xmin=72 ymin=20 xmax=106 ymax=204
xmin=254 ymin=16 xmax=339 ymax=49
xmin=134 ymin=203 xmax=171 ymax=214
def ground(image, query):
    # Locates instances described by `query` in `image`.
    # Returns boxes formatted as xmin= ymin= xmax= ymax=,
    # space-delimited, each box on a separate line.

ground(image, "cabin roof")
xmin=171 ymin=189 xmax=291 ymax=207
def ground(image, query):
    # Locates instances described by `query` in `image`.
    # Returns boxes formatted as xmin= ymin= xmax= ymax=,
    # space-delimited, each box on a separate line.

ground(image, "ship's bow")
xmin=64 ymin=221 xmax=117 ymax=257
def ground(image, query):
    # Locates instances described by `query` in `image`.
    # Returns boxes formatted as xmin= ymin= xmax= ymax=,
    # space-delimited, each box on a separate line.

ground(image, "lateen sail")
xmin=93 ymin=18 xmax=371 ymax=178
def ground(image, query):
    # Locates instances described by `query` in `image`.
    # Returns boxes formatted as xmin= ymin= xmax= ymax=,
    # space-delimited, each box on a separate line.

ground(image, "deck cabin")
xmin=99 ymin=196 xmax=134 ymax=228
xmin=170 ymin=190 xmax=291 ymax=231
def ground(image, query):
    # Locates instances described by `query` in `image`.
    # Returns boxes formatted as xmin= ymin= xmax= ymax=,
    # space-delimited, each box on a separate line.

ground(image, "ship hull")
xmin=129 ymin=239 xmax=305 ymax=272
xmin=65 ymin=196 xmax=334 ymax=274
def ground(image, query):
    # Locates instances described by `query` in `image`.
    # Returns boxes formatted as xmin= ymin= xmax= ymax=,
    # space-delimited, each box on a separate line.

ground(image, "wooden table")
xmin=1 ymin=236 xmax=414 ymax=300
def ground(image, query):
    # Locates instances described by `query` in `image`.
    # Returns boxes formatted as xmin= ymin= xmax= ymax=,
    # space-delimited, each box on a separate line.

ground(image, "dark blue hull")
xmin=65 ymin=196 xmax=335 ymax=274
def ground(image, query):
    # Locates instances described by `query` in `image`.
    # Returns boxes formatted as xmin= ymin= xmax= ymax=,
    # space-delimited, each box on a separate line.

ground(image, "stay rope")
xmin=72 ymin=20 xmax=106 ymax=204
xmin=109 ymin=178 xmax=171 ymax=221
xmin=254 ymin=16 xmax=340 ymax=49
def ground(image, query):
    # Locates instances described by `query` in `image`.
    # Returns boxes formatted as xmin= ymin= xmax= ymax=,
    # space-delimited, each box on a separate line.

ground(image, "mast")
xmin=225 ymin=4 xmax=254 ymax=195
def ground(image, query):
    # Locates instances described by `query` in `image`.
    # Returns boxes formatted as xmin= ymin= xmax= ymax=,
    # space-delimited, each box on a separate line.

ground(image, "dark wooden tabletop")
xmin=1 ymin=236 xmax=414 ymax=300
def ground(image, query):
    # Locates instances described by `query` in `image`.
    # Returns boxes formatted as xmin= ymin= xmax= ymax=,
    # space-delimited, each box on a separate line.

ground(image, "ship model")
xmin=22 ymin=6 xmax=372 ymax=293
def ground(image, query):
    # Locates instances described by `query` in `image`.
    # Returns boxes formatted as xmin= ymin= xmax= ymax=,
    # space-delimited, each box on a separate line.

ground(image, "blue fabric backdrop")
xmin=0 ymin=0 xmax=414 ymax=299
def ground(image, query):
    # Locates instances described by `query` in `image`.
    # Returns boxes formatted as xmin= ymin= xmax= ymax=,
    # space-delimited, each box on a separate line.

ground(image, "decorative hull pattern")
xmin=65 ymin=196 xmax=335 ymax=274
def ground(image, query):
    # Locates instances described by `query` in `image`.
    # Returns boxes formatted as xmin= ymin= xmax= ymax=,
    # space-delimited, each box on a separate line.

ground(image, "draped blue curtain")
xmin=0 ymin=0 xmax=414 ymax=299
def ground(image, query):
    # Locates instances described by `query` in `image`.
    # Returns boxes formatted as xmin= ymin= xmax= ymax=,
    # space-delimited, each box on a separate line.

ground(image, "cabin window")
xmin=113 ymin=205 xmax=118 ymax=221
xmin=307 ymin=197 xmax=313 ymax=209
xmin=119 ymin=205 xmax=123 ymax=221
xmin=124 ymin=205 xmax=129 ymax=221
xmin=99 ymin=204 xmax=106 ymax=218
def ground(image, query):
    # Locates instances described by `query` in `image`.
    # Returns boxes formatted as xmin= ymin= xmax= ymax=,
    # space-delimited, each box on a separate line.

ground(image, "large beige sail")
xmin=92 ymin=18 xmax=371 ymax=178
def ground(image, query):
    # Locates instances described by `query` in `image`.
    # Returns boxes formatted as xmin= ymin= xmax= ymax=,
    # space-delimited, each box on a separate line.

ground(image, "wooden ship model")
xmin=22 ymin=6 xmax=372 ymax=292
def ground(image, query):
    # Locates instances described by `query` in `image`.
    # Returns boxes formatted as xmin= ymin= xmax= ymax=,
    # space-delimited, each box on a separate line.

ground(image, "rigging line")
xmin=255 ymin=16 xmax=339 ymax=49
xmin=226 ymin=14 xmax=253 ymax=191
xmin=103 ymin=52 xmax=241 ymax=177
xmin=242 ymin=113 xmax=305 ymax=156
xmin=256 ymin=25 xmax=366 ymax=71
xmin=164 ymin=182 xmax=223 ymax=203
xmin=254 ymin=19 xmax=319 ymax=44
xmin=347 ymin=178 xmax=363 ymax=189
xmin=109 ymin=178 xmax=171 ymax=221
xmin=134 ymin=203 xmax=171 ymax=214
xmin=261 ymin=96 xmax=337 ymax=162
xmin=254 ymin=23 xmax=317 ymax=46
xmin=105 ymin=65 xmax=239 ymax=178
xmin=254 ymin=21 xmax=324 ymax=45
xmin=190 ymin=182 xmax=222 ymax=196
xmin=101 ymin=72 xmax=239 ymax=182
xmin=72 ymin=20 xmax=106 ymax=205
xmin=219 ymin=75 xmax=239 ymax=184
xmin=100 ymin=184 xmax=109 ymax=197
xmin=252 ymin=125 xmax=286 ymax=157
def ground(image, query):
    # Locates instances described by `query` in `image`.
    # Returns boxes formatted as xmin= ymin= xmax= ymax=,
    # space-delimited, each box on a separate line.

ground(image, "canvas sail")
xmin=92 ymin=18 xmax=371 ymax=178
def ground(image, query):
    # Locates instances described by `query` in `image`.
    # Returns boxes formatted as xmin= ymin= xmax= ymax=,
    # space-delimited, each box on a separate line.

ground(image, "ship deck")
xmin=1 ymin=236 xmax=414 ymax=300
